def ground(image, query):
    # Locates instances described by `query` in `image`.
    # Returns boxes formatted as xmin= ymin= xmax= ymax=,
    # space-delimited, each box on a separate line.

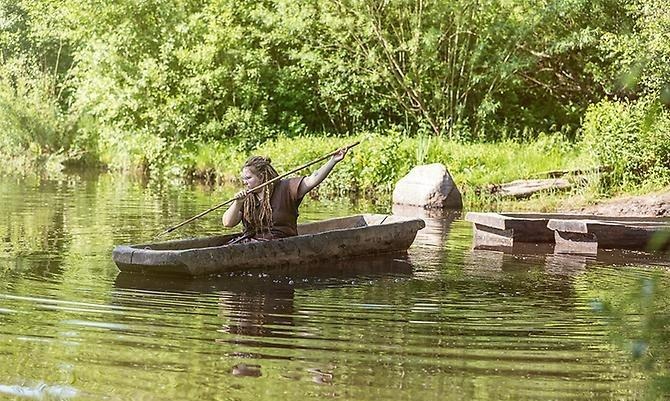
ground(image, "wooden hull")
xmin=548 ymin=218 xmax=670 ymax=254
xmin=112 ymin=214 xmax=425 ymax=276
xmin=465 ymin=212 xmax=576 ymax=250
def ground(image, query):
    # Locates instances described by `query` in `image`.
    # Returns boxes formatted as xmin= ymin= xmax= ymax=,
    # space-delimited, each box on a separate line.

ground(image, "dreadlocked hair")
xmin=242 ymin=156 xmax=279 ymax=234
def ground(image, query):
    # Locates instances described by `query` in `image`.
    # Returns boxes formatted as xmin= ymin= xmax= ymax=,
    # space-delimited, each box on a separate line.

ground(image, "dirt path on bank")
xmin=566 ymin=191 xmax=670 ymax=217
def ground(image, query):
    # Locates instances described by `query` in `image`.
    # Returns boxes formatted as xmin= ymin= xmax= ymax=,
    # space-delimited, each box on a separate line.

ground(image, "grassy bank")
xmin=187 ymin=133 xmax=609 ymax=211
xmin=1 ymin=131 xmax=605 ymax=211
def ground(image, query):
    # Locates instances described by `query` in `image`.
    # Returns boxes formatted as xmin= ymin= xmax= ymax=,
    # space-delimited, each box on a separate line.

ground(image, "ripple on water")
xmin=0 ymin=382 xmax=78 ymax=399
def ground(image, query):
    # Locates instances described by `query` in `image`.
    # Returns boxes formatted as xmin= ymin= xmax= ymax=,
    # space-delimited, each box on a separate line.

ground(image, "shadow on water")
xmin=468 ymin=245 xmax=670 ymax=274
xmin=465 ymin=243 xmax=670 ymax=290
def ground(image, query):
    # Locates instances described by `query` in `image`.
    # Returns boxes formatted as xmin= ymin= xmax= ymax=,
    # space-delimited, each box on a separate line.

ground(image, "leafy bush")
xmin=597 ymin=0 xmax=670 ymax=99
xmin=582 ymin=97 xmax=670 ymax=192
xmin=0 ymin=70 xmax=78 ymax=173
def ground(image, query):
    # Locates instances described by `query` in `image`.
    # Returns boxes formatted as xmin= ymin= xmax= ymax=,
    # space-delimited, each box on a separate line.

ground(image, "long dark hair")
xmin=242 ymin=156 xmax=279 ymax=234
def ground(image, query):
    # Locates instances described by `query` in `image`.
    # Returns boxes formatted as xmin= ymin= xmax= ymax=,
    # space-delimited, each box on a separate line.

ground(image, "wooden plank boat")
xmin=112 ymin=214 xmax=425 ymax=276
xmin=548 ymin=218 xmax=670 ymax=254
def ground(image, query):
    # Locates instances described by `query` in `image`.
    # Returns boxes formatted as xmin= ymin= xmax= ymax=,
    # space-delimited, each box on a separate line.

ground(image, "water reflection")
xmin=0 ymin=382 xmax=78 ymax=399
xmin=307 ymin=368 xmax=334 ymax=385
xmin=112 ymin=256 xmax=412 ymax=385
xmin=392 ymin=205 xmax=462 ymax=279
xmin=392 ymin=205 xmax=461 ymax=249
xmin=113 ymin=256 xmax=413 ymax=339
xmin=113 ymin=255 xmax=413 ymax=294
xmin=468 ymin=246 xmax=670 ymax=278
xmin=231 ymin=363 xmax=262 ymax=378
xmin=579 ymin=266 xmax=670 ymax=398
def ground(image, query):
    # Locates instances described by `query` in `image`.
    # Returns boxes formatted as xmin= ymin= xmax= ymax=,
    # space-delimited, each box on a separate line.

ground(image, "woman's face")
xmin=241 ymin=167 xmax=263 ymax=192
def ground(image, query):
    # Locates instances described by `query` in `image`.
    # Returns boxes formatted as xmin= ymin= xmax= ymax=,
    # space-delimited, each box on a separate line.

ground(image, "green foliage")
xmin=582 ymin=97 xmax=670 ymax=193
xmin=492 ymin=0 xmax=634 ymax=139
xmin=0 ymin=0 xmax=83 ymax=172
xmin=596 ymin=0 xmax=670 ymax=100
xmin=8 ymin=0 xmax=638 ymax=164
xmin=1 ymin=0 xmax=669 ymax=205
xmin=0 ymin=71 xmax=81 ymax=175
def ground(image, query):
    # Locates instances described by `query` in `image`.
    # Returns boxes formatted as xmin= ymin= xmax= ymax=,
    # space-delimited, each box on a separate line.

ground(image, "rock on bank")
xmin=392 ymin=163 xmax=462 ymax=209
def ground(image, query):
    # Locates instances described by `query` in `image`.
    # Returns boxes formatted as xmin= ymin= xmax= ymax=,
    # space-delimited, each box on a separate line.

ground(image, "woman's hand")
xmin=331 ymin=147 xmax=348 ymax=163
xmin=223 ymin=189 xmax=248 ymax=227
xmin=234 ymin=190 xmax=249 ymax=201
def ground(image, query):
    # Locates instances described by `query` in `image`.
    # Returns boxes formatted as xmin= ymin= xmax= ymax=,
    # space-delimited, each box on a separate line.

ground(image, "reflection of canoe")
xmin=112 ymin=214 xmax=425 ymax=276
xmin=114 ymin=255 xmax=414 ymax=293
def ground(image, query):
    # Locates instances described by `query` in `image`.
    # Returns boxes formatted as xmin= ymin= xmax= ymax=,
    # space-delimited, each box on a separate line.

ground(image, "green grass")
xmin=183 ymin=132 xmax=602 ymax=211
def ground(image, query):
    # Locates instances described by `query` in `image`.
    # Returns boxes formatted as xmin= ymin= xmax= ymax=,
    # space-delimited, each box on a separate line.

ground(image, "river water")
xmin=1 ymin=172 xmax=669 ymax=401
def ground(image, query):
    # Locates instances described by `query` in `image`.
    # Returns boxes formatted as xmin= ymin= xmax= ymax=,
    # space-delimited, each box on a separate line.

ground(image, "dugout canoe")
xmin=112 ymin=214 xmax=425 ymax=276
xmin=548 ymin=218 xmax=670 ymax=254
xmin=465 ymin=212 xmax=670 ymax=254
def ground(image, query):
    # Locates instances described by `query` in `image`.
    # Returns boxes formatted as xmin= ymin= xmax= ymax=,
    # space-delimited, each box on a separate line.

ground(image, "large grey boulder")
xmin=392 ymin=163 xmax=462 ymax=209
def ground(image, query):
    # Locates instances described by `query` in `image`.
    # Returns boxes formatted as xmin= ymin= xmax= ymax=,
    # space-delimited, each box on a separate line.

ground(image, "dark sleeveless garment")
xmin=241 ymin=177 xmax=305 ymax=240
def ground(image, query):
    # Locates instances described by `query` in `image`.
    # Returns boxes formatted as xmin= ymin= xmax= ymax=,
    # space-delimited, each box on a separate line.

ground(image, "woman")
xmin=222 ymin=148 xmax=348 ymax=242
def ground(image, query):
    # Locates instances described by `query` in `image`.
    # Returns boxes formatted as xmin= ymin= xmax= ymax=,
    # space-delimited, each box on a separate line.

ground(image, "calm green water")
xmin=1 ymin=173 xmax=669 ymax=401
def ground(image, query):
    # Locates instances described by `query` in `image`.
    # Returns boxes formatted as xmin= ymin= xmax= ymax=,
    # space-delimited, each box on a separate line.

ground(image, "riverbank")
xmin=565 ymin=190 xmax=670 ymax=217
xmin=3 ymin=135 xmax=668 ymax=217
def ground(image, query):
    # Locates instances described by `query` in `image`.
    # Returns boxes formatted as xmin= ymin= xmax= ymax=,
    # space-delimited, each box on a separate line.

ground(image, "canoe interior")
xmin=134 ymin=214 xmax=405 ymax=251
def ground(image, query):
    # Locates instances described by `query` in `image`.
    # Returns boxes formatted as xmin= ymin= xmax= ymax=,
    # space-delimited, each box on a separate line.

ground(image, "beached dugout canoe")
xmin=548 ymin=218 xmax=670 ymax=254
xmin=465 ymin=212 xmax=670 ymax=254
xmin=112 ymin=214 xmax=425 ymax=276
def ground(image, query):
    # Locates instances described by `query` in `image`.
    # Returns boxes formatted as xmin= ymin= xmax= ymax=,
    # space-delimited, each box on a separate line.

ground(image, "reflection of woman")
xmin=222 ymin=148 xmax=348 ymax=242
xmin=222 ymin=287 xmax=295 ymax=337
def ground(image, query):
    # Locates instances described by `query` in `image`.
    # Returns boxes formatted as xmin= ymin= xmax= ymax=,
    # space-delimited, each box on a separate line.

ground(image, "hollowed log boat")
xmin=112 ymin=214 xmax=425 ymax=276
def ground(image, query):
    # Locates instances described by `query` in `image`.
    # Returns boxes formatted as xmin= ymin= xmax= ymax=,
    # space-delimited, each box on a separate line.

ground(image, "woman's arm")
xmin=222 ymin=191 xmax=247 ymax=227
xmin=296 ymin=148 xmax=348 ymax=199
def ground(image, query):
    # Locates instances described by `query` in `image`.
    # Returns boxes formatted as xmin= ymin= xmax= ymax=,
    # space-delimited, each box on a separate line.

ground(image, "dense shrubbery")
xmin=582 ymin=97 xmax=670 ymax=193
xmin=0 ymin=73 xmax=75 ymax=172
xmin=579 ymin=0 xmax=670 ymax=193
